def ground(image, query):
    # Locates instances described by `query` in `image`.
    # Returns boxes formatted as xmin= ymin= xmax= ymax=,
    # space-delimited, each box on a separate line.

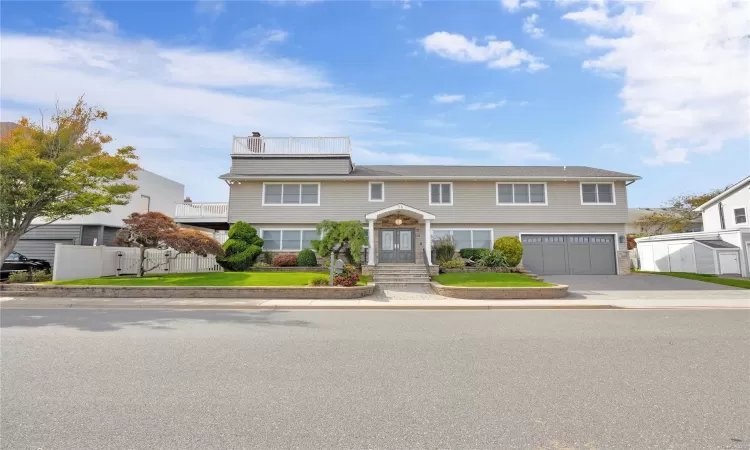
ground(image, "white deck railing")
xmin=174 ymin=202 xmax=228 ymax=219
xmin=232 ymin=136 xmax=351 ymax=155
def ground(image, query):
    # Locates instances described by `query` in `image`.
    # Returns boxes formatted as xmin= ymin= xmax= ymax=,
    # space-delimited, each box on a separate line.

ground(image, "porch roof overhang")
xmin=365 ymin=203 xmax=435 ymax=221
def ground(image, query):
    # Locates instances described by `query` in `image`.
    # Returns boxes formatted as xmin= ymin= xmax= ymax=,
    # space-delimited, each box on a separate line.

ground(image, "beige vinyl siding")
xmin=229 ymin=180 xmax=629 ymax=225
xmin=231 ymin=157 xmax=352 ymax=175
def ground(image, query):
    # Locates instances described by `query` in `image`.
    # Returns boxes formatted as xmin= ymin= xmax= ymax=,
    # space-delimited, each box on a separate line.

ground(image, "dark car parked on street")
xmin=1 ymin=251 xmax=52 ymax=280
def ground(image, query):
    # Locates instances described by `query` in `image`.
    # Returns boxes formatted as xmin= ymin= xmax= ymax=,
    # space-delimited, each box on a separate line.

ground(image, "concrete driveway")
xmin=544 ymin=274 xmax=746 ymax=300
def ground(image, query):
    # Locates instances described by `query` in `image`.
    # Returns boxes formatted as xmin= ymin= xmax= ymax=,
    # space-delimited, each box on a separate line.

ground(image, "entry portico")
xmin=365 ymin=203 xmax=436 ymax=266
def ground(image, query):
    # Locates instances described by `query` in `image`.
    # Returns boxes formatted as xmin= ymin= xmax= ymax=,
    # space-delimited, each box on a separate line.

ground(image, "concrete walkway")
xmin=2 ymin=291 xmax=748 ymax=310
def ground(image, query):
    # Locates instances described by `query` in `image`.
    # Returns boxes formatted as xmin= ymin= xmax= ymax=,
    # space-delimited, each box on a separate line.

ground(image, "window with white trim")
xmin=734 ymin=207 xmax=747 ymax=225
xmin=431 ymin=229 xmax=492 ymax=249
xmin=430 ymin=182 xmax=452 ymax=205
xmin=581 ymin=183 xmax=614 ymax=204
xmin=497 ymin=183 xmax=546 ymax=204
xmin=263 ymin=183 xmax=319 ymax=205
xmin=369 ymin=182 xmax=384 ymax=202
xmin=262 ymin=229 xmax=319 ymax=251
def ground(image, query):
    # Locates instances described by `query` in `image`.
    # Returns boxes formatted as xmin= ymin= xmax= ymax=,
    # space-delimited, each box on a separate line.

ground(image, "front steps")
xmin=373 ymin=264 xmax=431 ymax=285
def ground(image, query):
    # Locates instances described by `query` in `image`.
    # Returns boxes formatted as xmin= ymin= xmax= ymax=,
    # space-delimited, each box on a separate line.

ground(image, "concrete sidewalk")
xmin=1 ymin=295 xmax=748 ymax=310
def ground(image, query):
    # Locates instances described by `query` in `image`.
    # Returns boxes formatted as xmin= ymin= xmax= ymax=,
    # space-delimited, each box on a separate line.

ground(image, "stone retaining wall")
xmin=3 ymin=284 xmax=375 ymax=299
xmin=430 ymin=282 xmax=568 ymax=299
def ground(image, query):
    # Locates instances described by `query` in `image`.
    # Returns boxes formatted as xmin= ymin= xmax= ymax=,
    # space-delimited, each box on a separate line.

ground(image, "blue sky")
xmin=1 ymin=0 xmax=748 ymax=207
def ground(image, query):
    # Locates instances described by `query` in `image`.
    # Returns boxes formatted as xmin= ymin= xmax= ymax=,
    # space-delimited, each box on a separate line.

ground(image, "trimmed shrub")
xmin=253 ymin=262 xmax=271 ymax=268
xmin=217 ymin=222 xmax=264 ymax=271
xmin=433 ymin=235 xmax=457 ymax=263
xmin=272 ymin=253 xmax=298 ymax=267
xmin=477 ymin=250 xmax=508 ymax=268
xmin=334 ymin=272 xmax=360 ymax=287
xmin=309 ymin=275 xmax=330 ymax=286
xmin=459 ymin=248 xmax=490 ymax=260
xmin=297 ymin=249 xmax=318 ymax=267
xmin=31 ymin=270 xmax=53 ymax=282
xmin=7 ymin=271 xmax=30 ymax=284
xmin=261 ymin=251 xmax=274 ymax=264
xmin=493 ymin=236 xmax=523 ymax=267
xmin=439 ymin=258 xmax=465 ymax=269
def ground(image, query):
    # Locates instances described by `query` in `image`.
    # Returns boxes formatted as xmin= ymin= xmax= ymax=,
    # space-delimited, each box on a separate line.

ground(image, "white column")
xmin=424 ymin=219 xmax=432 ymax=266
xmin=368 ymin=219 xmax=376 ymax=265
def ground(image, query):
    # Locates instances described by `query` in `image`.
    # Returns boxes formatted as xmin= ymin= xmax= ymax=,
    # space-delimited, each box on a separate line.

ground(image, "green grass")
xmin=48 ymin=272 xmax=371 ymax=287
xmin=636 ymin=271 xmax=750 ymax=289
xmin=432 ymin=272 xmax=553 ymax=287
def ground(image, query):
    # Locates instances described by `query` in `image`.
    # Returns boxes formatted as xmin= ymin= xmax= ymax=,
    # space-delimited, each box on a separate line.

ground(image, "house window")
xmin=263 ymin=183 xmax=319 ymax=205
xmin=734 ymin=207 xmax=747 ymax=225
xmin=431 ymin=229 xmax=492 ymax=249
xmin=429 ymin=182 xmax=453 ymax=205
xmin=581 ymin=183 xmax=615 ymax=204
xmin=369 ymin=182 xmax=384 ymax=202
xmin=261 ymin=229 xmax=319 ymax=251
xmin=497 ymin=183 xmax=547 ymax=205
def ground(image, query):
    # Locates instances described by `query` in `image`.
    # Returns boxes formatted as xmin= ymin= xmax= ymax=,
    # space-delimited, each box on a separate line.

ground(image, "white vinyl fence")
xmin=53 ymin=244 xmax=223 ymax=281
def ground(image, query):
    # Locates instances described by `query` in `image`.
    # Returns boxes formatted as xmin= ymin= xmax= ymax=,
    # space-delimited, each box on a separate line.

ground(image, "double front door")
xmin=379 ymin=229 xmax=415 ymax=263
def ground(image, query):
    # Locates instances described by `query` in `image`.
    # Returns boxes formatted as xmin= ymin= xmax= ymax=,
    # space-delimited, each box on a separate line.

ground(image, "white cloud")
xmin=433 ymin=94 xmax=465 ymax=103
xmin=236 ymin=26 xmax=290 ymax=48
xmin=66 ymin=0 xmax=118 ymax=33
xmin=451 ymin=138 xmax=557 ymax=161
xmin=355 ymin=147 xmax=464 ymax=165
xmin=195 ymin=0 xmax=225 ymax=18
xmin=421 ymin=31 xmax=547 ymax=72
xmin=501 ymin=0 xmax=539 ymax=12
xmin=522 ymin=14 xmax=544 ymax=39
xmin=467 ymin=101 xmax=507 ymax=111
xmin=578 ymin=0 xmax=750 ymax=165
xmin=0 ymin=32 xmax=386 ymax=200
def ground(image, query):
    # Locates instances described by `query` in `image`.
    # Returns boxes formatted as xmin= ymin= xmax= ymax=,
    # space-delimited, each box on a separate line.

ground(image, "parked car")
xmin=1 ymin=251 xmax=52 ymax=280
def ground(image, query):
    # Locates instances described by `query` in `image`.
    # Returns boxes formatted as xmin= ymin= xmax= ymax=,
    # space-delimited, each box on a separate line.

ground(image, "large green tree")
xmin=0 ymin=97 xmax=139 ymax=262
xmin=633 ymin=188 xmax=726 ymax=235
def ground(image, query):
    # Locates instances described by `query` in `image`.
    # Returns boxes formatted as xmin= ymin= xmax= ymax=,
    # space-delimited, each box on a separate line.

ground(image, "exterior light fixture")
xmin=395 ymin=218 xmax=403 ymax=225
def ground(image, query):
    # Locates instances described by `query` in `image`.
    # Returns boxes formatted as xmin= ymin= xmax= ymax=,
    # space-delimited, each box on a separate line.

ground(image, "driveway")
xmin=544 ymin=274 xmax=746 ymax=300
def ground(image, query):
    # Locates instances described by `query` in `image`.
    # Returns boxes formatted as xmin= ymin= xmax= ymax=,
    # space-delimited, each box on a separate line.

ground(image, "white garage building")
xmin=635 ymin=176 xmax=750 ymax=278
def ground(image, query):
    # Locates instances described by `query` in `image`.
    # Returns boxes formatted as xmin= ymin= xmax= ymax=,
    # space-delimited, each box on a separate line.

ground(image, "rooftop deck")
xmin=232 ymin=136 xmax=351 ymax=156
xmin=174 ymin=202 xmax=228 ymax=226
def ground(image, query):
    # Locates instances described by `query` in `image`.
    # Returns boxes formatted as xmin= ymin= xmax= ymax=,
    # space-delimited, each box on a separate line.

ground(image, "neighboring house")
xmin=16 ymin=170 xmax=184 ymax=265
xmin=636 ymin=176 xmax=750 ymax=277
xmin=626 ymin=208 xmax=703 ymax=235
xmin=174 ymin=135 xmax=641 ymax=276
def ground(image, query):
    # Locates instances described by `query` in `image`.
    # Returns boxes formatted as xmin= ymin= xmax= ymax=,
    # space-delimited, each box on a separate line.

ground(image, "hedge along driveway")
xmin=48 ymin=272 xmax=371 ymax=287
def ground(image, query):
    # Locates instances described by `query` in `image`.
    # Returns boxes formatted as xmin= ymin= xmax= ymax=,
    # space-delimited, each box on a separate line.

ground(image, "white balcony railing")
xmin=232 ymin=136 xmax=351 ymax=155
xmin=175 ymin=202 xmax=228 ymax=219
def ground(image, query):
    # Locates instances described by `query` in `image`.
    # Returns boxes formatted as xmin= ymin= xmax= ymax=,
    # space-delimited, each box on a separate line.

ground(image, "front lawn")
xmin=48 ymin=272 xmax=371 ymax=287
xmin=636 ymin=271 xmax=750 ymax=289
xmin=432 ymin=272 xmax=553 ymax=287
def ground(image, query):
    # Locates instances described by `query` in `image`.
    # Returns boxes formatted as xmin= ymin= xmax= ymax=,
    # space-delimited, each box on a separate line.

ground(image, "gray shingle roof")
xmin=222 ymin=165 xmax=640 ymax=179
xmin=697 ymin=240 xmax=739 ymax=249
xmin=349 ymin=165 xmax=638 ymax=179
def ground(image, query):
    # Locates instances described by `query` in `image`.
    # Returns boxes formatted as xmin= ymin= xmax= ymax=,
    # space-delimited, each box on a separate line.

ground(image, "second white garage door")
xmin=521 ymin=234 xmax=617 ymax=275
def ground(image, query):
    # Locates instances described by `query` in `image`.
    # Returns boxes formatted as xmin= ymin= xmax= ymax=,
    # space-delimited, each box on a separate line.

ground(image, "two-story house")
xmin=636 ymin=176 xmax=750 ymax=277
xmin=175 ymin=135 xmax=640 ymax=277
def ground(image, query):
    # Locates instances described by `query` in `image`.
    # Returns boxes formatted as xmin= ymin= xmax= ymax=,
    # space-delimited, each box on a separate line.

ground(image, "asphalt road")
xmin=2 ymin=309 xmax=749 ymax=450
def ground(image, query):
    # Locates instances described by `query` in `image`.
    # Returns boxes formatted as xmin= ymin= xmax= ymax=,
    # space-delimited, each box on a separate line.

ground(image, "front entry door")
xmin=379 ymin=229 xmax=415 ymax=263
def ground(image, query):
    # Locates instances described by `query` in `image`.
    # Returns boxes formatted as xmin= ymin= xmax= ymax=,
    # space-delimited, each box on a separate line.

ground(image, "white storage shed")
xmin=637 ymin=238 xmax=741 ymax=275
